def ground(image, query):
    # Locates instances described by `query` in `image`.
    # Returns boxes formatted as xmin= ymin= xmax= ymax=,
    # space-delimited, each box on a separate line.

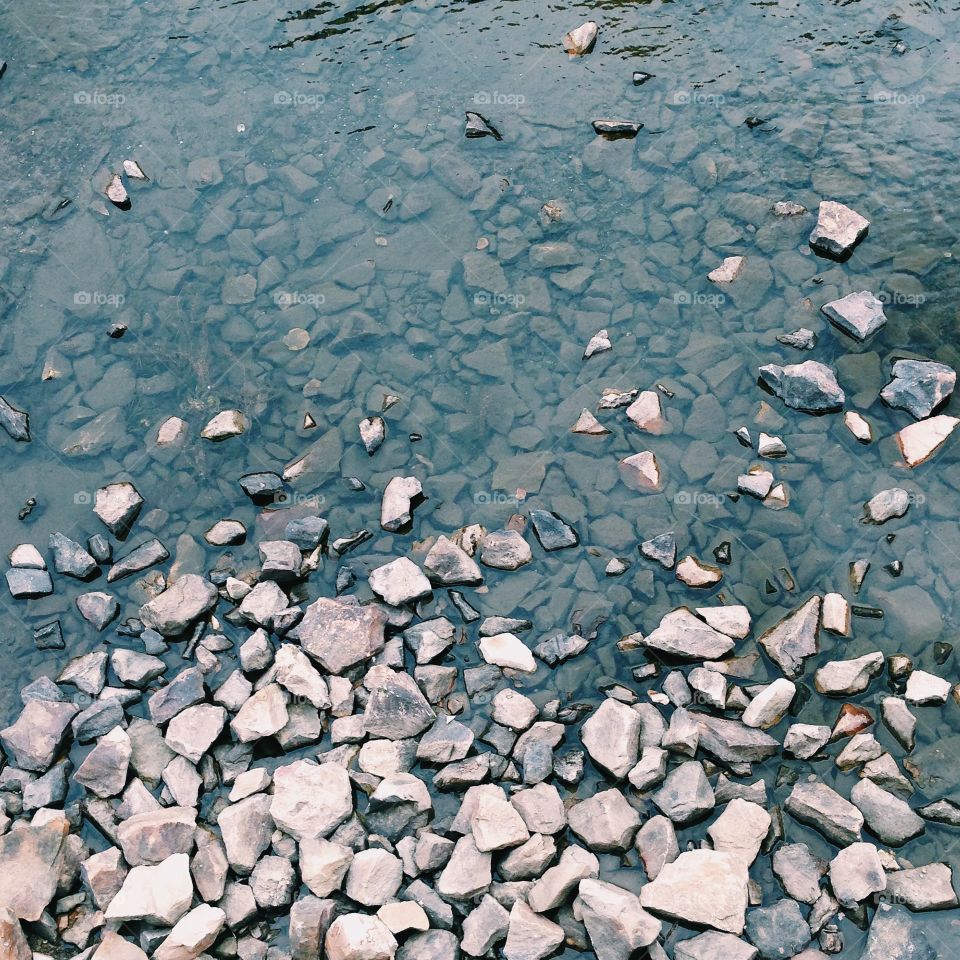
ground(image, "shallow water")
xmin=3 ymin=0 xmax=960 ymax=953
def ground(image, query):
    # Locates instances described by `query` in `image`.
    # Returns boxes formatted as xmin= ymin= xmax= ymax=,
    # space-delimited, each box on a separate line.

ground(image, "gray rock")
xmin=850 ymin=779 xmax=924 ymax=846
xmin=57 ymin=650 xmax=108 ymax=695
xmin=534 ymin=632 xmax=587 ymax=665
xmin=772 ymin=843 xmax=826 ymax=904
xmin=577 ymin=878 xmax=661 ymax=960
xmin=829 ymin=842 xmax=885 ymax=907
xmin=75 ymin=726 xmax=131 ymax=797
xmin=81 ymin=847 xmax=128 ymax=910
xmin=230 ymin=683 xmax=289 ymax=742
xmin=0 ymin=819 xmax=70 ymax=921
xmin=783 ymin=723 xmax=831 ymax=760
xmin=808 ymin=200 xmax=869 ymax=259
xmin=416 ymin=718 xmax=474 ymax=763
xmin=94 ymin=481 xmax=144 ymax=534
xmin=290 ymin=597 xmax=388 ymax=673
xmin=437 ymin=835 xmax=491 ymax=900
xmin=758 ymin=361 xmax=844 ymax=413
xmin=259 ymin=539 xmax=303 ymax=582
xmin=166 ymin=703 xmax=226 ymax=763
xmin=345 ymin=849 xmax=403 ymax=906
xmin=480 ymin=529 xmax=532 ymax=570
xmin=380 ymin=476 xmax=422 ymax=532
xmin=325 ymin=913 xmax=398 ymax=960
xmin=694 ymin=715 xmax=779 ymax=763
xmin=424 ymin=535 xmax=482 ymax=585
xmin=363 ymin=665 xmax=436 ymax=739
xmin=785 ymin=781 xmax=863 ymax=846
xmin=640 ymin=608 xmax=735 ymax=660
xmin=528 ymin=510 xmax=578 ymax=551
xmin=107 ymin=537 xmax=170 ymax=581
xmin=148 ymin=666 xmax=205 ymax=725
xmin=776 ymin=328 xmax=816 ymax=351
xmin=640 ymin=532 xmax=676 ymax=569
xmin=75 ymin=591 xmax=119 ymax=630
xmin=744 ymin=899 xmax=810 ymax=959
xmin=742 ymin=678 xmax=796 ymax=728
xmin=884 ymin=863 xmax=958 ymax=911
xmin=860 ymin=904 xmax=934 ymax=960
xmin=73 ymin=697 xmax=125 ymax=742
xmin=863 ymin=488 xmax=910 ymax=524
xmin=218 ymin=794 xmax=274 ymax=874
xmin=1 ymin=698 xmax=78 ymax=771
xmin=237 ymin=580 xmax=290 ymax=629
xmin=289 ymin=896 xmax=336 ymax=960
xmin=139 ymin=574 xmax=218 ymax=636
xmin=0 ymin=396 xmax=29 ymax=441
xmin=300 ymin=838 xmax=353 ymax=897
xmin=568 ymin=789 xmax=640 ymax=851
xmin=675 ymin=931 xmax=758 ymax=960
xmin=360 ymin=416 xmax=386 ymax=455
xmin=504 ymin=901 xmax=564 ymax=960
xmin=369 ymin=557 xmax=432 ymax=606
xmin=117 ymin=807 xmax=197 ymax=866
xmin=814 ymin=652 xmax=884 ymax=696
xmin=707 ymin=799 xmax=771 ymax=866
xmin=462 ymin=894 xmax=510 ymax=956
xmin=250 ymin=854 xmax=297 ymax=908
xmin=580 ymin=697 xmax=641 ymax=779
xmin=275 ymin=644 xmax=330 ymax=708
xmin=49 ymin=532 xmax=98 ymax=577
xmin=5 ymin=567 xmax=53 ymax=597
xmin=635 ymin=815 xmax=679 ymax=880
xmin=397 ymin=930 xmax=458 ymax=960
xmin=880 ymin=358 xmax=956 ymax=419
xmin=821 ymin=291 xmax=886 ymax=341
xmin=192 ymin=829 xmax=229 ymax=902
xmin=112 ymin=649 xmax=166 ymax=687
xmin=758 ymin=597 xmax=821 ymax=678
xmin=653 ymin=761 xmax=715 ymax=825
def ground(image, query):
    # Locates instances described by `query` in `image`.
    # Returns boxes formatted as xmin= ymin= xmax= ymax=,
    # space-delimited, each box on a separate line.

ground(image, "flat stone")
xmin=1 ymin=698 xmax=78 ymax=772
xmin=105 ymin=853 xmax=193 ymax=925
xmin=863 ymin=487 xmax=910 ymax=523
xmin=884 ymin=863 xmax=958 ymax=911
xmin=758 ymin=361 xmax=844 ymax=413
xmin=742 ymin=678 xmax=796 ymax=729
xmin=577 ymin=878 xmax=661 ymax=959
xmin=785 ymin=781 xmax=863 ymax=846
xmin=363 ymin=665 xmax=436 ymax=738
xmin=772 ymin=843 xmax=826 ymax=905
xmin=618 ymin=451 xmax=662 ymax=491
xmin=148 ymin=666 xmax=205 ymax=725
xmin=896 ymin=415 xmax=960 ymax=467
xmin=5 ymin=567 xmax=53 ymax=597
xmin=275 ymin=644 xmax=330 ymax=708
xmin=230 ymin=683 xmax=288 ymax=742
xmin=653 ymin=761 xmax=715 ymax=825
xmin=118 ymin=807 xmax=197 ymax=866
xmin=808 ymin=200 xmax=869 ymax=258
xmin=708 ymin=256 xmax=745 ymax=283
xmin=707 ymin=799 xmax=771 ymax=866
xmin=107 ymin=538 xmax=169 ymax=582
xmin=641 ymin=608 xmax=735 ymax=660
xmin=744 ymin=899 xmax=810 ymax=959
xmin=696 ymin=605 xmax=750 ymax=638
xmin=881 ymin=359 xmax=956 ymax=419
xmin=345 ymin=849 xmax=403 ymax=907
xmin=381 ymin=476 xmax=422 ymax=532
xmin=200 ymin=409 xmax=246 ymax=440
xmin=814 ymin=652 xmax=884 ymax=696
xmin=75 ymin=726 xmax=131 ymax=798
xmin=568 ymin=789 xmax=641 ymax=851
xmin=49 ymin=531 xmax=98 ymax=577
xmin=424 ymin=535 xmax=482 ymax=585
xmin=675 ymin=931 xmax=758 ymax=960
xmin=821 ymin=291 xmax=887 ymax=341
xmin=479 ymin=633 xmax=536 ymax=672
xmin=94 ymin=482 xmax=143 ymax=535
xmin=850 ymin=778 xmax=924 ymax=846
xmin=905 ymin=669 xmax=951 ymax=704
xmin=676 ymin=556 xmax=723 ymax=587
xmin=325 ymin=914 xmax=397 ymax=960
xmin=528 ymin=509 xmax=578 ymax=551
xmin=571 ymin=408 xmax=610 ymax=435
xmin=368 ymin=557 xmax=432 ymax=606
xmin=290 ymin=597 xmax=388 ymax=673
xmin=580 ymin=698 xmax=641 ymax=779
xmin=139 ymin=574 xmax=218 ymax=636
xmin=640 ymin=850 xmax=749 ymax=935
xmin=480 ymin=529 xmax=532 ymax=570
xmin=377 ymin=900 xmax=429 ymax=935
xmin=860 ymin=903 xmax=935 ymax=960
xmin=829 ymin=842 xmax=885 ymax=907
xmin=695 ymin=715 xmax=779 ymax=763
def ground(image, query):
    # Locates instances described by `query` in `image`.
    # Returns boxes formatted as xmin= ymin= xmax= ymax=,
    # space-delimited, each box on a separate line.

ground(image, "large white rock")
xmin=154 ymin=903 xmax=226 ymax=960
xmin=270 ymin=759 xmax=353 ymax=840
xmin=325 ymin=913 xmax=398 ymax=960
xmin=742 ymin=679 xmax=796 ymax=729
xmin=580 ymin=698 xmax=641 ymax=779
xmin=896 ymin=415 xmax=959 ymax=467
xmin=577 ymin=878 xmax=661 ymax=960
xmin=504 ymin=901 xmax=564 ymax=960
xmin=105 ymin=853 xmax=194 ymax=925
xmin=479 ymin=633 xmax=536 ymax=672
xmin=706 ymin=799 xmax=771 ymax=866
xmin=639 ymin=850 xmax=749 ymax=934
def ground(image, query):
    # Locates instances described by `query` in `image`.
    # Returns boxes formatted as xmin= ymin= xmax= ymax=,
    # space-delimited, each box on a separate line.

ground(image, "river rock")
xmin=568 ymin=789 xmax=640 ymax=851
xmin=653 ymin=761 xmax=714 ymax=825
xmin=863 ymin=488 xmax=910 ymax=523
xmin=785 ymin=781 xmax=863 ymax=846
xmin=694 ymin=715 xmax=779 ymax=763
xmin=808 ymin=200 xmax=869 ymax=258
xmin=94 ymin=482 xmax=143 ymax=535
xmin=105 ymin=853 xmax=193 ymax=925
xmin=369 ymin=557 xmax=432 ymax=606
xmin=528 ymin=510 xmax=577 ymax=550
xmin=504 ymin=901 xmax=564 ymax=960
xmin=880 ymin=359 xmax=956 ymax=419
xmin=744 ymin=899 xmax=810 ymax=959
xmin=860 ymin=903 xmax=934 ymax=960
xmin=139 ymin=574 xmax=218 ymax=636
xmin=49 ymin=531 xmax=98 ymax=577
xmin=271 ymin=759 xmax=352 ymax=840
xmin=707 ymin=799 xmax=771 ymax=866
xmin=580 ymin=698 xmax=641 ymax=779
xmin=758 ymin=362 xmax=844 ymax=413
xmin=675 ymin=931 xmax=758 ymax=960
xmin=821 ymin=291 xmax=886 ymax=341
xmin=641 ymin=608 xmax=735 ymax=660
xmin=0 ymin=819 xmax=70 ymax=920
xmin=381 ymin=476 xmax=422 ymax=532
xmin=884 ymin=863 xmax=958 ymax=910
xmin=758 ymin=597 xmax=820 ymax=678
xmin=772 ymin=843 xmax=826 ymax=904
xmin=742 ymin=678 xmax=796 ymax=728
xmin=201 ymin=409 xmax=245 ymax=440
xmin=345 ymin=849 xmax=403 ymax=907
xmin=480 ymin=529 xmax=532 ymax=570
xmin=325 ymin=914 xmax=398 ymax=960
xmin=708 ymin=256 xmax=745 ymax=283
xmin=363 ymin=665 xmax=436 ymax=738
xmin=850 ymin=779 xmax=924 ymax=846
xmin=814 ymin=652 xmax=883 ymax=696
xmin=562 ymin=20 xmax=597 ymax=54
xmin=1 ymin=698 xmax=78 ymax=771
xmin=290 ymin=597 xmax=387 ymax=673
xmin=896 ymin=415 xmax=960 ymax=467
xmin=577 ymin=878 xmax=661 ymax=960
xmin=829 ymin=842 xmax=885 ymax=907
xmin=640 ymin=532 xmax=676 ymax=569
xmin=424 ymin=535 xmax=482 ymax=584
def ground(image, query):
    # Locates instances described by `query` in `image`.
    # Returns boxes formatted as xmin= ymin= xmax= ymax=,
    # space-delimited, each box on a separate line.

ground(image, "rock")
xmin=881 ymin=359 xmax=956 ymax=419
xmin=360 ymin=416 xmax=386 ymax=455
xmin=290 ymin=597 xmax=388 ymax=673
xmin=635 ymin=815 xmax=678 ymax=880
xmin=738 ymin=470 xmax=774 ymax=499
xmin=583 ymin=328 xmax=611 ymax=358
xmin=437 ymin=835 xmax=491 ymax=900
xmin=465 ymin=110 xmax=502 ymax=140
xmin=777 ymin=327 xmax=817 ymax=350
xmin=568 ymin=789 xmax=640 ymax=851
xmin=504 ymin=901 xmax=564 ymax=960
xmin=814 ymin=652 xmax=883 ymax=696
xmin=82 ymin=847 xmax=128 ymax=910
xmin=75 ymin=726 xmax=131 ymax=797
xmin=154 ymin=903 xmax=226 ymax=960
xmin=758 ymin=362 xmax=844 ymax=413
xmin=844 ymin=411 xmax=872 ymax=442
xmin=462 ymin=894 xmax=510 ymax=956
xmin=369 ymin=557 xmax=432 ymax=606
xmin=676 ymin=556 xmax=723 ymax=587
xmin=105 ymin=172 xmax=129 ymax=207
xmin=424 ymin=535 xmax=482 ymax=584
xmin=758 ymin=597 xmax=820 ymax=678
xmin=571 ymin=408 xmax=610 ymax=435
xmin=562 ymin=20 xmax=597 ymax=54
xmin=148 ymin=666 xmax=205 ymax=724
xmin=628 ymin=747 xmax=667 ymax=791
xmin=829 ymin=842 xmax=885 ymax=907
xmin=580 ymin=698 xmax=641 ymax=779
xmin=653 ymin=761 xmax=714 ymax=825
xmin=76 ymin=591 xmax=119 ymax=630
xmin=640 ymin=532 xmax=676 ymax=569
xmin=785 ymin=781 xmax=863 ymax=846
xmin=105 ymin=853 xmax=194 ymax=925
xmin=808 ymin=200 xmax=869 ymax=259
xmin=884 ymin=863 xmax=958 ymax=911
xmin=94 ymin=482 xmax=143 ymax=534
xmin=772 ymin=843 xmax=826 ymax=905
xmin=850 ymin=779 xmax=924 ymax=846
xmin=492 ymin=689 xmax=538 ymax=730
xmin=618 ymin=451 xmax=662 ymax=491
xmin=118 ymin=807 xmax=197 ymax=866
xmin=377 ymin=900 xmax=429 ymax=935
xmin=708 ymin=257 xmax=745 ymax=283
xmin=742 ymin=679 xmax=796 ymax=728
xmin=896 ymin=415 xmax=960 ymax=467
xmin=271 ymin=759 xmax=352 ymax=840
xmin=528 ymin=509 xmax=578 ymax=550
xmin=863 ymin=488 xmax=910 ymax=523
xmin=820 ymin=593 xmax=850 ymax=636
xmin=49 ymin=531 xmax=98 ymax=577
xmin=230 ymin=683 xmax=288 ymax=742
xmin=301 ymin=838 xmax=354 ymax=896
xmin=640 ymin=850 xmax=749 ymax=934
xmin=107 ymin=537 xmax=169 ymax=581
xmin=0 ymin=397 xmax=29 ymax=441
xmin=217 ymin=794 xmax=273 ymax=874
xmin=363 ymin=665 xmax=436 ymax=738
xmin=249 ymin=853 xmax=296 ymax=908
xmin=325 ymin=914 xmax=398 ymax=960
xmin=166 ymin=703 xmax=226 ymax=763
xmin=881 ymin=697 xmax=916 ymax=750
xmin=641 ymin=608 xmax=736 ymax=660
xmin=743 ymin=899 xmax=810 ymax=959
xmin=707 ymin=799 xmax=771 ymax=866
xmin=1 ymin=698 xmax=78 ymax=771
xmin=675 ymin=931 xmax=758 ymax=960
xmin=0 ymin=819 xmax=69 ymax=920
xmin=472 ymin=789 xmax=530 ymax=851
xmin=5 ymin=567 xmax=53 ymax=597
xmin=479 ymin=633 xmax=536 ymax=672
xmin=344 ymin=849 xmax=404 ymax=907
xmin=626 ymin=391 xmax=666 ymax=433
xmin=695 ymin=715 xmax=779 ymax=763
xmin=139 ymin=574 xmax=218 ymax=636
xmin=821 ymin=291 xmax=887 ymax=341
xmin=200 ymin=409 xmax=246 ymax=440
xmin=381 ymin=476 xmax=422 ymax=531
xmin=480 ymin=529 xmax=532 ymax=570
xmin=289 ymin=896 xmax=337 ymax=960
xmin=904 ymin=669 xmax=951 ymax=704
xmin=92 ymin=932 xmax=148 ymax=960
xmin=0 ymin=910 xmax=30 ymax=960
xmin=860 ymin=903 xmax=934 ymax=960
xmin=577 ymin=879 xmax=661 ymax=960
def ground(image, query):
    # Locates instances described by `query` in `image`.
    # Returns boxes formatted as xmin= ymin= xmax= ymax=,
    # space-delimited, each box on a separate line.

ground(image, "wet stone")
xmin=424 ymin=535 xmax=482 ymax=585
xmin=785 ymin=781 xmax=863 ymax=846
xmin=0 ymin=397 xmax=30 ymax=441
xmin=239 ymin=472 xmax=283 ymax=502
xmin=563 ymin=20 xmax=598 ymax=55
xmin=93 ymin=482 xmax=143 ymax=535
xmin=640 ymin=608 xmax=735 ymax=660
xmin=363 ymin=665 xmax=436 ymax=739
xmin=821 ymin=291 xmax=887 ymax=341
xmin=107 ymin=537 xmax=169 ymax=581
xmin=290 ymin=597 xmax=387 ymax=674
xmin=49 ymin=532 xmax=98 ymax=577
xmin=480 ymin=529 xmax=532 ymax=570
xmin=880 ymin=359 xmax=956 ymax=419
xmin=758 ymin=596 xmax=820 ymax=678
xmin=743 ymin=899 xmax=810 ymax=959
xmin=863 ymin=488 xmax=909 ymax=523
xmin=653 ymin=761 xmax=715 ymax=825
xmin=359 ymin=416 xmax=386 ymax=455
xmin=896 ymin=414 xmax=959 ymax=467
xmin=808 ymin=200 xmax=869 ymax=259
xmin=641 ymin=532 xmax=676 ymax=569
xmin=139 ymin=574 xmax=218 ymax=636
xmin=758 ymin=361 xmax=844 ymax=414
xmin=381 ymin=476 xmax=422 ymax=532
xmin=368 ymin=557 xmax=432 ymax=606
xmin=6 ymin=567 xmax=53 ymax=597
xmin=76 ymin=591 xmax=119 ymax=631
xmin=528 ymin=509 xmax=577 ymax=550
xmin=777 ymin=328 xmax=817 ymax=351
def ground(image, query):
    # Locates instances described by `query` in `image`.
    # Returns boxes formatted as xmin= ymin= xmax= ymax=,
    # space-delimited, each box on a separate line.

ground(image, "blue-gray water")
xmin=2 ymin=0 xmax=960 ymax=953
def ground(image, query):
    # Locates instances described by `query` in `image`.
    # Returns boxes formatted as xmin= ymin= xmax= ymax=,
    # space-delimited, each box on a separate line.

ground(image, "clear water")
xmin=3 ymin=0 xmax=960 ymax=953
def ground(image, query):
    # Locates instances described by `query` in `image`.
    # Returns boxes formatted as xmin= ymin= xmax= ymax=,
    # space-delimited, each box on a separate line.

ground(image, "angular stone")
xmin=1 ymin=698 xmax=78 ymax=772
xmin=562 ymin=20 xmax=598 ymax=55
xmin=217 ymin=794 xmax=273 ymax=874
xmin=758 ymin=597 xmax=820 ymax=678
xmin=640 ymin=532 xmax=676 ymax=569
xmin=363 ymin=665 xmax=436 ymax=738
xmin=618 ymin=451 xmax=662 ymax=491
xmin=772 ymin=843 xmax=826 ymax=905
xmin=472 ymin=789 xmax=530 ymax=851
xmin=154 ymin=903 xmax=226 ymax=960
xmin=881 ymin=359 xmax=956 ymax=419
xmin=860 ymin=904 xmax=934 ymax=960
xmin=708 ymin=256 xmax=745 ymax=283
xmin=325 ymin=914 xmax=397 ymax=960
xmin=94 ymin=482 xmax=144 ymax=535
xmin=884 ymin=863 xmax=958 ymax=911
xmin=641 ymin=608 xmax=735 ymax=660
xmin=0 ymin=819 xmax=69 ymax=920
xmin=345 ymin=849 xmax=403 ymax=906
xmin=424 ymin=535 xmax=482 ymax=585
xmin=105 ymin=853 xmax=193 ymax=925
xmin=368 ymin=557 xmax=432 ymax=606
xmin=821 ymin=291 xmax=886 ymax=341
xmin=743 ymin=899 xmax=810 ymax=959
xmin=850 ymin=779 xmax=924 ymax=846
xmin=896 ymin=415 xmax=960 ymax=467
xmin=808 ymin=200 xmax=869 ymax=258
xmin=49 ymin=531 xmax=98 ymax=577
xmin=300 ymin=838 xmax=353 ymax=897
xmin=829 ymin=842 xmax=885 ymax=907
xmin=694 ymin=715 xmax=779 ymax=763
xmin=139 ymin=574 xmax=218 ymax=636
xmin=290 ymin=597 xmax=388 ymax=673
xmin=577 ymin=878 xmax=661 ymax=960
xmin=75 ymin=726 xmax=131 ymax=798
xmin=635 ymin=815 xmax=678 ymax=880
xmin=580 ymin=698 xmax=641 ymax=779
xmin=381 ymin=476 xmax=422 ymax=532
xmin=480 ymin=529 xmax=532 ymax=570
xmin=166 ymin=703 xmax=226 ymax=763
xmin=504 ymin=901 xmax=564 ymax=960
xmin=479 ymin=633 xmax=536 ymax=672
xmin=462 ymin=894 xmax=510 ymax=956
xmin=814 ymin=652 xmax=883 ymax=696
xmin=626 ymin=391 xmax=665 ymax=433
xmin=230 ymin=683 xmax=288 ymax=742
xmin=653 ymin=761 xmax=714 ymax=825
xmin=707 ymin=799 xmax=771 ymax=866
xmin=568 ymin=789 xmax=640 ymax=851
xmin=758 ymin=362 xmax=844 ymax=413
xmin=675 ymin=931 xmax=758 ymax=960
xmin=528 ymin=510 xmax=578 ymax=551
xmin=742 ymin=678 xmax=796 ymax=729
xmin=436 ymin=835 xmax=491 ymax=900
xmin=863 ymin=487 xmax=910 ymax=523
xmin=785 ymin=781 xmax=863 ymax=846
xmin=271 ymin=759 xmax=352 ymax=841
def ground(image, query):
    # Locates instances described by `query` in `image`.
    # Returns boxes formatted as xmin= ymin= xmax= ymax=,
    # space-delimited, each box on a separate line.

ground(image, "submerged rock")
xmin=465 ymin=111 xmax=502 ymax=140
xmin=360 ymin=415 xmax=386 ymax=454
xmin=592 ymin=119 xmax=642 ymax=138
xmin=757 ymin=596 xmax=820 ymax=678
xmin=880 ymin=359 xmax=956 ymax=419
xmin=380 ymin=476 xmax=423 ymax=532
xmin=0 ymin=397 xmax=30 ymax=441
xmin=708 ymin=256 xmax=745 ymax=283
xmin=93 ymin=482 xmax=143 ymax=535
xmin=896 ymin=415 xmax=959 ymax=467
xmin=640 ymin=608 xmax=736 ymax=660
xmin=863 ymin=488 xmax=909 ymax=524
xmin=528 ymin=510 xmax=577 ymax=550
xmin=758 ymin=361 xmax=844 ymax=414
xmin=821 ymin=291 xmax=887 ymax=341
xmin=641 ymin=531 xmax=676 ymax=569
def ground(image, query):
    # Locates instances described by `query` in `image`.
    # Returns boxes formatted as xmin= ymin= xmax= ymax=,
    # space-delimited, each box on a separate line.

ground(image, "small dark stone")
xmin=529 ymin=509 xmax=578 ymax=551
xmin=409 ymin=433 xmax=422 ymax=442
xmin=0 ymin=396 xmax=30 ymax=441
xmin=346 ymin=477 xmax=366 ymax=491
xmin=284 ymin=516 xmax=329 ymax=550
xmin=336 ymin=566 xmax=356 ymax=594
xmin=141 ymin=628 xmax=168 ymax=654
xmin=633 ymin=71 xmax=655 ymax=85
xmin=87 ymin=534 xmax=112 ymax=563
xmin=934 ymin=642 xmax=952 ymax=665
xmin=107 ymin=538 xmax=169 ymax=582
xmin=6 ymin=567 xmax=53 ymax=598
xmin=852 ymin=605 xmax=883 ymax=619
xmin=332 ymin=529 xmax=372 ymax=554
xmin=107 ymin=323 xmax=127 ymax=338
xmin=116 ymin=618 xmax=144 ymax=637
xmin=448 ymin=590 xmax=480 ymax=623
xmin=713 ymin=541 xmax=732 ymax=565
xmin=885 ymin=560 xmax=902 ymax=577
xmin=18 ymin=497 xmax=37 ymax=521
xmin=239 ymin=472 xmax=284 ymax=503
xmin=745 ymin=116 xmax=768 ymax=128
xmin=49 ymin=532 xmax=98 ymax=578
xmin=465 ymin=111 xmax=502 ymax=140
